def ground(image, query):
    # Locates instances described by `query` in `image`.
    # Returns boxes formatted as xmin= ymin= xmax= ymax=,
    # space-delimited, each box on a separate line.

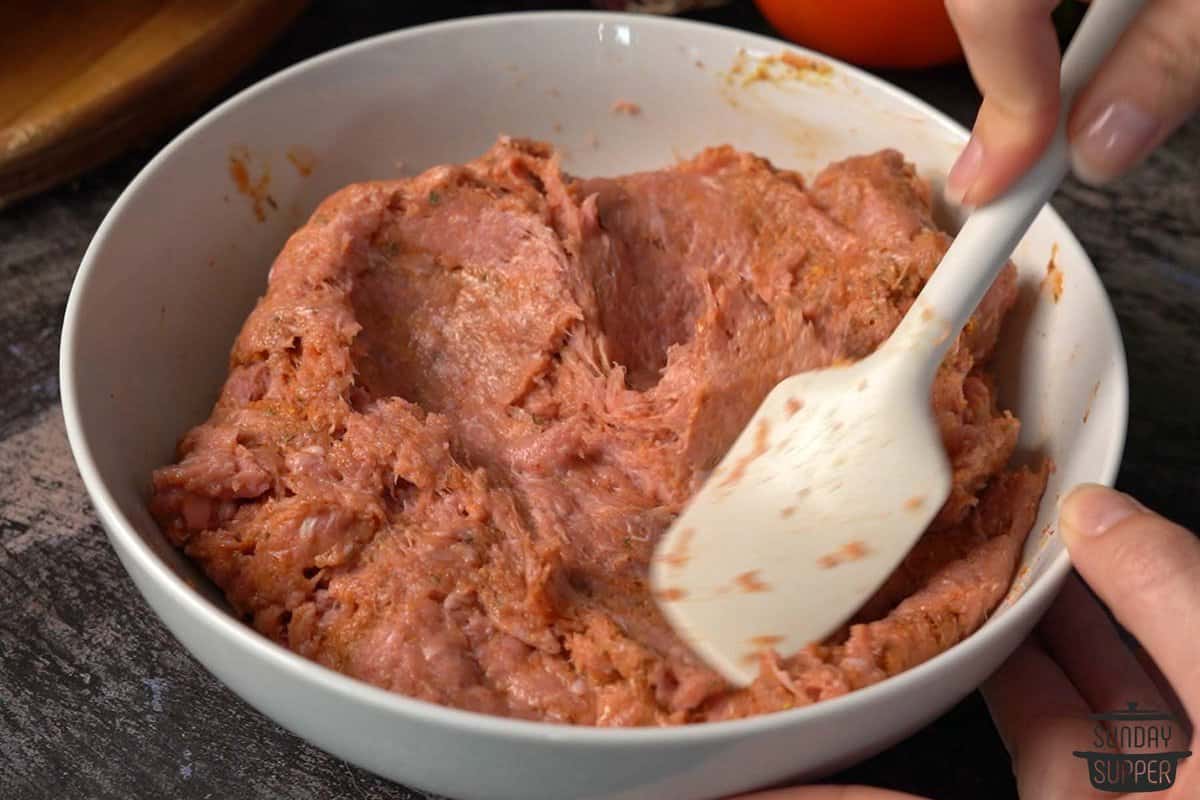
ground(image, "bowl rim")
xmin=59 ymin=9 xmax=1129 ymax=746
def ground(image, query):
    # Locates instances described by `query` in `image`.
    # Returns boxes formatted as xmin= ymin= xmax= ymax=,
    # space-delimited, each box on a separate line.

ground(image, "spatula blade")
xmin=650 ymin=353 xmax=952 ymax=687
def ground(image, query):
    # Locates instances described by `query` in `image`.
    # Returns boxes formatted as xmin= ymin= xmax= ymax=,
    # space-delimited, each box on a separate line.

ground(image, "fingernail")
xmin=1060 ymin=484 xmax=1145 ymax=538
xmin=945 ymin=135 xmax=984 ymax=205
xmin=1071 ymin=100 xmax=1159 ymax=185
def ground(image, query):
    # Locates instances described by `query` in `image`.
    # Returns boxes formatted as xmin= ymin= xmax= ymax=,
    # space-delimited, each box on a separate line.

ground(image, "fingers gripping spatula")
xmin=650 ymin=0 xmax=1144 ymax=687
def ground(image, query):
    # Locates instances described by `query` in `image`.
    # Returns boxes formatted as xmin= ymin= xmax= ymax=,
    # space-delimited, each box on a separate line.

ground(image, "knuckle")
xmin=984 ymin=92 xmax=1061 ymax=126
xmin=1106 ymin=518 xmax=1200 ymax=602
xmin=1131 ymin=16 xmax=1200 ymax=108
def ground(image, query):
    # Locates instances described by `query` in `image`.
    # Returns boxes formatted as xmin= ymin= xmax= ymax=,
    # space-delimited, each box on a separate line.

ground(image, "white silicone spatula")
xmin=651 ymin=0 xmax=1145 ymax=687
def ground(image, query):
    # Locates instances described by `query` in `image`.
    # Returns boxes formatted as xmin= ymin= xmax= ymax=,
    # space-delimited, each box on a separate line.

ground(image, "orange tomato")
xmin=753 ymin=0 xmax=964 ymax=70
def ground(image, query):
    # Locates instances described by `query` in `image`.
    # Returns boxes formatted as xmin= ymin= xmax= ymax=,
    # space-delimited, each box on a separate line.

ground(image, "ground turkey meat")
xmin=150 ymin=138 xmax=1047 ymax=725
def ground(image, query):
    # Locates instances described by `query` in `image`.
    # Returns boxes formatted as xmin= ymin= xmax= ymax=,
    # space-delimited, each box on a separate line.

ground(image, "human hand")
xmin=980 ymin=484 xmax=1197 ymax=797
xmin=943 ymin=0 xmax=1200 ymax=205
xmin=734 ymin=484 xmax=1197 ymax=799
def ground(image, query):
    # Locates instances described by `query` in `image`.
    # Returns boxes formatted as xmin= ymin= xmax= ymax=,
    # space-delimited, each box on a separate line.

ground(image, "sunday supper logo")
xmin=1073 ymin=703 xmax=1191 ymax=793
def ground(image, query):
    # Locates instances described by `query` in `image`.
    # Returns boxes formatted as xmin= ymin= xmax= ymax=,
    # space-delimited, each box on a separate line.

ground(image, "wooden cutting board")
xmin=0 ymin=0 xmax=309 ymax=207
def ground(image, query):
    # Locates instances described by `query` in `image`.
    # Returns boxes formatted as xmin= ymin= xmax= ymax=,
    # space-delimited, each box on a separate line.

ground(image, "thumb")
xmin=1059 ymin=484 xmax=1200 ymax=720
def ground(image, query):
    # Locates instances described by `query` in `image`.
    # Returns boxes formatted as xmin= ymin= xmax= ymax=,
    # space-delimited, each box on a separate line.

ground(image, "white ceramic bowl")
xmin=60 ymin=12 xmax=1128 ymax=800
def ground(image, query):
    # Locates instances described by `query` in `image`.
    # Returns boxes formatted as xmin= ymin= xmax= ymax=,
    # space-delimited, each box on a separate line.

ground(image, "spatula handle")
xmin=890 ymin=0 xmax=1146 ymax=374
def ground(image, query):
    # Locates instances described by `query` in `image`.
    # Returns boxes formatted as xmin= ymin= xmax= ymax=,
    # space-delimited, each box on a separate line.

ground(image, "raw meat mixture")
xmin=151 ymin=138 xmax=1047 ymax=725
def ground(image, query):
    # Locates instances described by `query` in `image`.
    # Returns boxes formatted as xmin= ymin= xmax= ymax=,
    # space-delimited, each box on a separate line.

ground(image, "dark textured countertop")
xmin=2 ymin=3 xmax=1197 ymax=799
